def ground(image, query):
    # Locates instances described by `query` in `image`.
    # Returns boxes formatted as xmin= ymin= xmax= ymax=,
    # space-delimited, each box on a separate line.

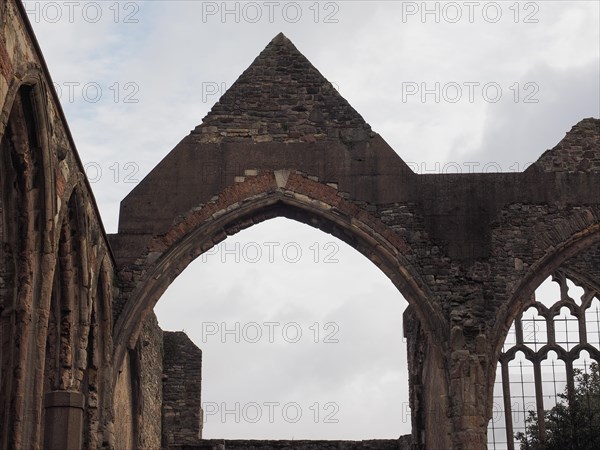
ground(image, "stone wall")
xmin=169 ymin=437 xmax=412 ymax=450
xmin=163 ymin=331 xmax=203 ymax=447
xmin=197 ymin=33 xmax=373 ymax=145
xmin=535 ymin=118 xmax=600 ymax=172
xmin=1 ymin=2 xmax=117 ymax=448
xmin=563 ymin=244 xmax=600 ymax=291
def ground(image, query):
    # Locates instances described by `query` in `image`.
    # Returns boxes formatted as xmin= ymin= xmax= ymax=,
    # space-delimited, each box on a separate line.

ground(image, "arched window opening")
xmin=44 ymin=192 xmax=88 ymax=392
xmin=0 ymin=85 xmax=46 ymax=450
xmin=154 ymin=217 xmax=410 ymax=440
xmin=534 ymin=276 xmax=559 ymax=310
xmin=506 ymin=352 xmax=536 ymax=446
xmin=43 ymin=193 xmax=89 ymax=449
xmin=573 ymin=350 xmax=594 ymax=380
xmin=488 ymin=273 xmax=600 ymax=450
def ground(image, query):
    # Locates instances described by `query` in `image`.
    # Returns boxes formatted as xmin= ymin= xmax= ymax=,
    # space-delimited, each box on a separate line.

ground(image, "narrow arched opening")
xmin=43 ymin=191 xmax=89 ymax=450
xmin=0 ymin=84 xmax=46 ymax=450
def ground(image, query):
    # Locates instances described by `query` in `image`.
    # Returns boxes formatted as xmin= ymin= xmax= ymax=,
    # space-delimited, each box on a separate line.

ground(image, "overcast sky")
xmin=24 ymin=0 xmax=599 ymax=441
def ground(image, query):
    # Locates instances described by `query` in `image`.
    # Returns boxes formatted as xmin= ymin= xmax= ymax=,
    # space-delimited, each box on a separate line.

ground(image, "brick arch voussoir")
xmin=112 ymin=171 xmax=445 ymax=382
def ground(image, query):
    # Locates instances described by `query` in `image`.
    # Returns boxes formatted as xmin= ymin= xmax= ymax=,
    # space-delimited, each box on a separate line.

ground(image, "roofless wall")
xmin=1 ymin=3 xmax=599 ymax=447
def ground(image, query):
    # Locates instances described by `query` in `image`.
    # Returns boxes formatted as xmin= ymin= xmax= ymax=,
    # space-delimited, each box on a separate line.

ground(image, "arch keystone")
xmin=275 ymin=169 xmax=291 ymax=188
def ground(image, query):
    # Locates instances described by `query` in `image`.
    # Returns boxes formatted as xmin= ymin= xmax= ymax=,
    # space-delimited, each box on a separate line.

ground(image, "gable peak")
xmin=193 ymin=33 xmax=373 ymax=145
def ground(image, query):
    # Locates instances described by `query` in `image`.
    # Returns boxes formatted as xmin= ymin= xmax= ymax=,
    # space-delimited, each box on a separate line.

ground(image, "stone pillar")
xmin=405 ymin=307 xmax=493 ymax=449
xmin=162 ymin=331 xmax=203 ymax=446
xmin=43 ymin=391 xmax=85 ymax=450
xmin=447 ymin=327 xmax=491 ymax=450
xmin=404 ymin=307 xmax=453 ymax=449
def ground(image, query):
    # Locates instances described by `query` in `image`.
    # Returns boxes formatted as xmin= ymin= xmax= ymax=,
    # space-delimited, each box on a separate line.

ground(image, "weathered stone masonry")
xmin=0 ymin=1 xmax=599 ymax=449
xmin=1 ymin=2 xmax=117 ymax=448
xmin=162 ymin=331 xmax=203 ymax=447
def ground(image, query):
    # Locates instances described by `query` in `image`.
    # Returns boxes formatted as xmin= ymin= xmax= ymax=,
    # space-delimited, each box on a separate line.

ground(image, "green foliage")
xmin=516 ymin=362 xmax=600 ymax=449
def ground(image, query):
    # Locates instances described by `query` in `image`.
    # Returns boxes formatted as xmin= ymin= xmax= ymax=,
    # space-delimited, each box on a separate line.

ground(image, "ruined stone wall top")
xmin=535 ymin=118 xmax=600 ymax=172
xmin=195 ymin=33 xmax=374 ymax=145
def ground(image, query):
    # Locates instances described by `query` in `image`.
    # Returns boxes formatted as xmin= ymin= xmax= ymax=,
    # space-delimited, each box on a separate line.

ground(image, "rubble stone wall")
xmin=162 ymin=331 xmax=203 ymax=446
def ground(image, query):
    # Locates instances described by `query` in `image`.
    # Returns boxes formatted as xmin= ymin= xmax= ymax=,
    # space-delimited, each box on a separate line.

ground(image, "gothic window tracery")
xmin=488 ymin=272 xmax=600 ymax=450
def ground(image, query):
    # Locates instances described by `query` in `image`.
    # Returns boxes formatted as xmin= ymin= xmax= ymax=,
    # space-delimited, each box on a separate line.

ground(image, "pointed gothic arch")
xmin=42 ymin=186 xmax=94 ymax=450
xmin=112 ymin=173 xmax=444 ymax=384
xmin=493 ymin=221 xmax=600 ymax=361
xmin=0 ymin=80 xmax=51 ymax=449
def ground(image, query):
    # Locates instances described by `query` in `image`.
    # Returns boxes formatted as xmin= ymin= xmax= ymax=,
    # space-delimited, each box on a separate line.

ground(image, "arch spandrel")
xmin=118 ymin=135 xmax=416 ymax=237
xmin=116 ymin=33 xmax=416 ymax=238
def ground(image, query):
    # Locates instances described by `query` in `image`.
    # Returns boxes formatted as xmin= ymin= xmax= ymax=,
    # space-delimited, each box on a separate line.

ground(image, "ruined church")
xmin=1 ymin=1 xmax=599 ymax=449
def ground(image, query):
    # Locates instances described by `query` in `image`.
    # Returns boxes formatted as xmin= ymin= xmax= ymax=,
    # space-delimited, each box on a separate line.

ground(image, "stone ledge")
xmin=168 ymin=437 xmax=412 ymax=450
